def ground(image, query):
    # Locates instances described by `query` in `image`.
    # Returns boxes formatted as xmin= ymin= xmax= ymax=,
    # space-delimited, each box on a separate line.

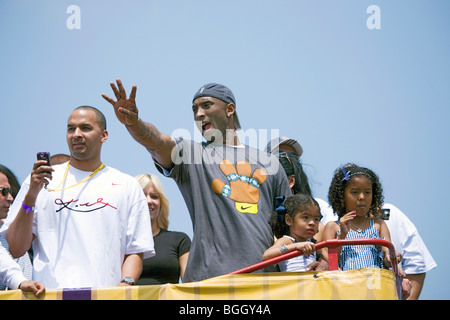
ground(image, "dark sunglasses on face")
xmin=0 ymin=187 xmax=12 ymax=197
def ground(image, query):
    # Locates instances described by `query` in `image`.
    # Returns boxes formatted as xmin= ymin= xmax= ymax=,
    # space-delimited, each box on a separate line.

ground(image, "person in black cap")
xmin=265 ymin=136 xmax=303 ymax=158
xmin=102 ymin=79 xmax=291 ymax=283
xmin=264 ymin=136 xmax=337 ymax=226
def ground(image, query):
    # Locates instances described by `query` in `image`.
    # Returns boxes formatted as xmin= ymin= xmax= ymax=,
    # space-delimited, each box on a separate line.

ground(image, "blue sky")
xmin=1 ymin=0 xmax=448 ymax=299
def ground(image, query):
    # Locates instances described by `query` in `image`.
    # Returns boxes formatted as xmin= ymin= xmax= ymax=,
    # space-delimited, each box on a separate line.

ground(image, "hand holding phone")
xmin=37 ymin=152 xmax=52 ymax=175
xmin=37 ymin=152 xmax=51 ymax=166
xmin=27 ymin=152 xmax=54 ymax=195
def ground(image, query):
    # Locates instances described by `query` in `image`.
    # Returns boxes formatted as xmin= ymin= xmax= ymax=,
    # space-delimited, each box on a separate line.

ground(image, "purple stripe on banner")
xmin=62 ymin=287 xmax=92 ymax=300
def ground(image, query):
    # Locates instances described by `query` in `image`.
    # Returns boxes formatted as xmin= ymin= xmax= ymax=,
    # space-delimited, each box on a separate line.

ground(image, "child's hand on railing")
xmin=295 ymin=242 xmax=315 ymax=255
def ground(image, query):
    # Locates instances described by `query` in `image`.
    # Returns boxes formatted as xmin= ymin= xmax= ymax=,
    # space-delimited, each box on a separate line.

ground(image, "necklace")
xmin=351 ymin=216 xmax=367 ymax=233
xmin=47 ymin=161 xmax=104 ymax=192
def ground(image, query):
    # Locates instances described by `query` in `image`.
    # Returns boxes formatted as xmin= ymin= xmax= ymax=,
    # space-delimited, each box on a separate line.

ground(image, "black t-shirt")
xmin=137 ymin=229 xmax=191 ymax=285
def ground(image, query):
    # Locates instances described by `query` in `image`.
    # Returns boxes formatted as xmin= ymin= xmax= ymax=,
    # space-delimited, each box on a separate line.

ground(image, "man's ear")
xmin=226 ymin=103 xmax=235 ymax=117
xmin=101 ymin=130 xmax=108 ymax=143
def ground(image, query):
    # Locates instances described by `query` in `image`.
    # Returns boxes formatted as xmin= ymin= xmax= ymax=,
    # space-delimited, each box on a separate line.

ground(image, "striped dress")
xmin=336 ymin=219 xmax=385 ymax=271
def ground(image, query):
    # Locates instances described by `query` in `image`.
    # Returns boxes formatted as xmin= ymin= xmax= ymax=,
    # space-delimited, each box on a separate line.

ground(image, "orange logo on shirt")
xmin=211 ymin=160 xmax=267 ymax=214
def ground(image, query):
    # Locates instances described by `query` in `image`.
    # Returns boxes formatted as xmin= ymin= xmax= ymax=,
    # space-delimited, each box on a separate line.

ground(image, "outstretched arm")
xmin=102 ymin=79 xmax=176 ymax=170
xmin=263 ymin=238 xmax=315 ymax=261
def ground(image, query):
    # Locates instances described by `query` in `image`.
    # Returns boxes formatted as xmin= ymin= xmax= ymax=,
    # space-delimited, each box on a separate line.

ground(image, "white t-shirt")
xmin=277 ymin=236 xmax=316 ymax=272
xmin=315 ymin=198 xmax=337 ymax=226
xmin=383 ymin=203 xmax=437 ymax=275
xmin=0 ymin=162 xmax=155 ymax=289
xmin=0 ymin=243 xmax=27 ymax=290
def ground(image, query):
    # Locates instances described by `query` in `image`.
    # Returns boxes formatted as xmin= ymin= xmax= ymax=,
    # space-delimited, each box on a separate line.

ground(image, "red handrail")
xmin=229 ymin=238 xmax=399 ymax=275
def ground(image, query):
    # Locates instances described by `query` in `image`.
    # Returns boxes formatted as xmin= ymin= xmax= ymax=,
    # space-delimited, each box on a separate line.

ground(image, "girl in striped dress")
xmin=323 ymin=164 xmax=391 ymax=270
xmin=324 ymin=164 xmax=412 ymax=298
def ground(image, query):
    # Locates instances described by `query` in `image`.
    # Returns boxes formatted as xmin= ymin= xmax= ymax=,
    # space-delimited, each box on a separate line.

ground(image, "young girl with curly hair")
xmin=323 ymin=164 xmax=391 ymax=270
xmin=263 ymin=193 xmax=322 ymax=272
xmin=323 ymin=164 xmax=412 ymax=298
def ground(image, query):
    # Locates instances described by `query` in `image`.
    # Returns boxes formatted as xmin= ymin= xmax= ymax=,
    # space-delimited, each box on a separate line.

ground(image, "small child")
xmin=263 ymin=194 xmax=322 ymax=272
xmin=324 ymin=164 xmax=412 ymax=298
xmin=324 ymin=164 xmax=391 ymax=270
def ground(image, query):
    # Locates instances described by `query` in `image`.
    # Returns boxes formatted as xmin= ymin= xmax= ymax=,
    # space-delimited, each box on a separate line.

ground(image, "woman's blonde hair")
xmin=135 ymin=173 xmax=170 ymax=230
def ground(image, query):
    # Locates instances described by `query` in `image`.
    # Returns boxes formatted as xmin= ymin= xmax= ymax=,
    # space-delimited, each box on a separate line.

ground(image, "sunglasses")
xmin=278 ymin=151 xmax=293 ymax=167
xmin=0 ymin=187 xmax=12 ymax=197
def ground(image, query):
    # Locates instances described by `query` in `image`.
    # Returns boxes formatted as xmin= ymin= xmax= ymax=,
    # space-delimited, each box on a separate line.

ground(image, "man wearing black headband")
xmin=103 ymin=79 xmax=292 ymax=282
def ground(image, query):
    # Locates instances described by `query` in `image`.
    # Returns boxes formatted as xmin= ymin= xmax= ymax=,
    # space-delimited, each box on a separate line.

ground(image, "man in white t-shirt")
xmin=0 ymin=106 xmax=154 ymax=289
xmin=0 ymin=170 xmax=44 ymax=297
xmin=383 ymin=203 xmax=437 ymax=299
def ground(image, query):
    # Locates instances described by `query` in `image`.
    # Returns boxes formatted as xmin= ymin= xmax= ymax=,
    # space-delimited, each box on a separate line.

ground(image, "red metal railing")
xmin=229 ymin=238 xmax=399 ymax=275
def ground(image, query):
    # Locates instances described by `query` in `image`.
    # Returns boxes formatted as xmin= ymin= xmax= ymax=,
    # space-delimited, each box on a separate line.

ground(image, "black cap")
xmin=193 ymin=83 xmax=241 ymax=130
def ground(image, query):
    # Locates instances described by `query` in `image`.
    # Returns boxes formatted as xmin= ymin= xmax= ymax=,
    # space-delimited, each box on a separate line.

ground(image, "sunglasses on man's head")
xmin=0 ymin=187 xmax=12 ymax=197
xmin=278 ymin=151 xmax=293 ymax=166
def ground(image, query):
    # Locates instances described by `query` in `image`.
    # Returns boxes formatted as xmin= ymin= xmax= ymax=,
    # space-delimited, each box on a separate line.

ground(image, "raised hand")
xmin=338 ymin=210 xmax=356 ymax=238
xmin=102 ymin=79 xmax=139 ymax=126
xmin=28 ymin=160 xmax=54 ymax=199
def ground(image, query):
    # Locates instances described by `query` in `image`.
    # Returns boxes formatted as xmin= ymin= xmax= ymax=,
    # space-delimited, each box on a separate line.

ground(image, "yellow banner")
xmin=0 ymin=268 xmax=399 ymax=300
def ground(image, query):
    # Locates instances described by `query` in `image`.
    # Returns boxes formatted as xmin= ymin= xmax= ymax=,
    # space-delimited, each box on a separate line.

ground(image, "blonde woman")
xmin=135 ymin=174 xmax=191 ymax=284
